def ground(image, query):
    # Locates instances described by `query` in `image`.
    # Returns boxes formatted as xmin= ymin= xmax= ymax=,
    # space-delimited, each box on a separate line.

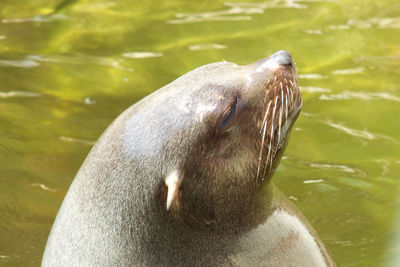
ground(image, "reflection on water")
xmin=324 ymin=121 xmax=376 ymax=140
xmin=31 ymin=183 xmax=57 ymax=193
xmin=168 ymin=0 xmax=309 ymax=24
xmin=300 ymin=86 xmax=331 ymax=92
xmin=309 ymin=163 xmax=365 ymax=176
xmin=58 ymin=136 xmax=95 ymax=146
xmin=0 ymin=58 xmax=40 ymax=68
xmin=188 ymin=43 xmax=227 ymax=51
xmin=122 ymin=51 xmax=163 ymax=59
xmin=0 ymin=0 xmax=400 ymax=266
xmin=331 ymin=67 xmax=365 ymax=75
xmin=0 ymin=91 xmax=41 ymax=98
xmin=1 ymin=14 xmax=67 ymax=24
xmin=320 ymin=91 xmax=400 ymax=102
xmin=348 ymin=17 xmax=400 ymax=29
xmin=303 ymin=179 xmax=324 ymax=184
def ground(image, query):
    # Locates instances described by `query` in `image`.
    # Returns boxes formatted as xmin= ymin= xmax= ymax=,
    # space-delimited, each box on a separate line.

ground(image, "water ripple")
xmin=1 ymin=14 xmax=67 ymax=24
xmin=373 ymin=159 xmax=390 ymax=176
xmin=0 ymin=255 xmax=10 ymax=263
xmin=0 ymin=59 xmax=40 ymax=68
xmin=58 ymin=136 xmax=95 ymax=146
xmin=304 ymin=29 xmax=323 ymax=34
xmin=26 ymin=54 xmax=134 ymax=72
xmin=189 ymin=43 xmax=227 ymax=51
xmin=329 ymin=240 xmax=353 ymax=247
xmin=298 ymin=73 xmax=327 ymax=79
xmin=303 ymin=179 xmax=325 ymax=184
xmin=324 ymin=121 xmax=376 ymax=140
xmin=319 ymin=91 xmax=400 ymax=102
xmin=122 ymin=52 xmax=163 ymax=59
xmin=348 ymin=17 xmax=400 ymax=29
xmin=31 ymin=183 xmax=56 ymax=192
xmin=0 ymin=142 xmax=20 ymax=166
xmin=300 ymin=86 xmax=331 ymax=93
xmin=84 ymin=97 xmax=96 ymax=105
xmin=0 ymin=91 xmax=41 ymax=98
xmin=310 ymin=163 xmax=365 ymax=176
xmin=329 ymin=24 xmax=351 ymax=30
xmin=339 ymin=177 xmax=371 ymax=189
xmin=332 ymin=67 xmax=365 ymax=75
xmin=167 ymin=0 xmax=309 ymax=24
xmin=323 ymin=120 xmax=400 ymax=146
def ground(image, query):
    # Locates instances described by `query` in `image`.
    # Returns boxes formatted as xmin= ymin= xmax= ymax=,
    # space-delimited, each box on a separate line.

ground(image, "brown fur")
xmin=42 ymin=51 xmax=335 ymax=266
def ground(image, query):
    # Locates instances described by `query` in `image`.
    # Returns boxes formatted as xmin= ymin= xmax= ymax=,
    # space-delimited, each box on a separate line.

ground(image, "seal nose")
xmin=270 ymin=50 xmax=293 ymax=66
xmin=250 ymin=50 xmax=294 ymax=73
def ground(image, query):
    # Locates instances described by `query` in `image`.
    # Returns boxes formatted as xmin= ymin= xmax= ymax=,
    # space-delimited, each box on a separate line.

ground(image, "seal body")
xmin=42 ymin=50 xmax=335 ymax=266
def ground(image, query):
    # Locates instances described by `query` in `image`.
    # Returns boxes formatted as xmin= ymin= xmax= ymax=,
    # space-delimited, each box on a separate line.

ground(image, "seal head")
xmin=159 ymin=50 xmax=302 ymax=230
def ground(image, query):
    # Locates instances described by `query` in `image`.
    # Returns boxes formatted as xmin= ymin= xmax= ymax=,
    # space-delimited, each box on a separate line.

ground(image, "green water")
xmin=0 ymin=0 xmax=399 ymax=266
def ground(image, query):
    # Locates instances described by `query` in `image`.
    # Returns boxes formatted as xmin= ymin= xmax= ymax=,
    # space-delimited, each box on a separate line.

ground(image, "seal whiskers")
xmin=285 ymin=86 xmax=289 ymax=121
xmin=255 ymin=65 xmax=301 ymax=180
xmin=278 ymin=89 xmax=283 ymax=145
xmin=263 ymin=95 xmax=278 ymax=177
xmin=257 ymin=100 xmax=272 ymax=180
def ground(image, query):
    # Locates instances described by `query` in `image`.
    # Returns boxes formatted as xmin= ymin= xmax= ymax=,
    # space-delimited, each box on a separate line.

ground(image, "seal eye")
xmin=219 ymin=98 xmax=238 ymax=129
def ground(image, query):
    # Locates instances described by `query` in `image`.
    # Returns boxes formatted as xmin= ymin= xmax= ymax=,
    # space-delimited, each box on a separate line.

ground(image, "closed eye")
xmin=219 ymin=97 xmax=238 ymax=129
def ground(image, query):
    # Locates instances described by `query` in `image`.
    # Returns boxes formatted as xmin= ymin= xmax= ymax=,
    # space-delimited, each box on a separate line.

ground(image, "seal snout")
xmin=252 ymin=50 xmax=294 ymax=73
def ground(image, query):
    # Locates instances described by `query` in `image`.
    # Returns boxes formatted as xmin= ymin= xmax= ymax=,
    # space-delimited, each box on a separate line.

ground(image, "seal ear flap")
xmin=164 ymin=170 xmax=182 ymax=211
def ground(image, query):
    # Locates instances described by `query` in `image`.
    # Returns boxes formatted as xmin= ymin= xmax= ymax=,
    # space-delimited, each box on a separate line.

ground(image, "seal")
xmin=42 ymin=50 xmax=335 ymax=266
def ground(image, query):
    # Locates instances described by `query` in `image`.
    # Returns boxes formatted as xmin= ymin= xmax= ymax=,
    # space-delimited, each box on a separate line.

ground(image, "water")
xmin=0 ymin=0 xmax=399 ymax=266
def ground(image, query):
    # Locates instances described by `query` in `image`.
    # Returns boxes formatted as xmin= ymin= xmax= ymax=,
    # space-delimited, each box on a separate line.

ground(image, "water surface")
xmin=0 ymin=0 xmax=400 ymax=266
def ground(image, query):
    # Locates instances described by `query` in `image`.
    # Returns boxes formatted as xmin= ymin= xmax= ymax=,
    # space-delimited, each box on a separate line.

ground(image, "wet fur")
xmin=42 ymin=55 xmax=335 ymax=266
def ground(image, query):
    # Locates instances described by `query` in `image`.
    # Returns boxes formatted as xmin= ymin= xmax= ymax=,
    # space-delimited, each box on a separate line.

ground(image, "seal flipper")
xmin=164 ymin=170 xmax=182 ymax=210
